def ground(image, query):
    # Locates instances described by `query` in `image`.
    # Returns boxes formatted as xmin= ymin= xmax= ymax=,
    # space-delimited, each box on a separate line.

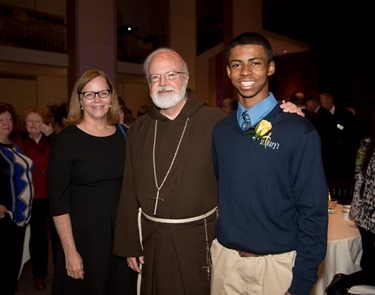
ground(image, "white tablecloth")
xmin=311 ymin=204 xmax=362 ymax=295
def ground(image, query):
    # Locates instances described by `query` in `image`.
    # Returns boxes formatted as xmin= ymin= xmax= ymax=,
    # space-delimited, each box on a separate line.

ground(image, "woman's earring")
xmin=81 ymin=105 xmax=83 ymax=110
xmin=109 ymin=104 xmax=112 ymax=108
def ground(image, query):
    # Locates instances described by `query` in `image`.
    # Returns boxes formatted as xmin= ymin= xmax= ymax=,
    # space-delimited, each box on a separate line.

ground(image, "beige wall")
xmin=37 ymin=76 xmax=68 ymax=107
xmin=0 ymin=75 xmax=67 ymax=114
xmin=0 ymin=77 xmax=37 ymax=113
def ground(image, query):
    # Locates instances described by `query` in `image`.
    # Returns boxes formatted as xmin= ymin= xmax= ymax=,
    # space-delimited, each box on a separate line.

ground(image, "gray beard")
xmin=151 ymin=89 xmax=185 ymax=109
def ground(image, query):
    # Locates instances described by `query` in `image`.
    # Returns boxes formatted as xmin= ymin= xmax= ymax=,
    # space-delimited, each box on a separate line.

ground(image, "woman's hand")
xmin=40 ymin=122 xmax=54 ymax=136
xmin=65 ymin=250 xmax=84 ymax=279
xmin=53 ymin=214 xmax=84 ymax=279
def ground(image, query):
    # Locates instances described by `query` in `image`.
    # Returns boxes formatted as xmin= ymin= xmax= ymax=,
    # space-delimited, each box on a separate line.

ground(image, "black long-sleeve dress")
xmin=48 ymin=125 xmax=137 ymax=295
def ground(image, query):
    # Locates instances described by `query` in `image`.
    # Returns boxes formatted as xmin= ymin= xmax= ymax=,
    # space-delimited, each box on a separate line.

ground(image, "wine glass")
xmin=328 ymin=199 xmax=338 ymax=214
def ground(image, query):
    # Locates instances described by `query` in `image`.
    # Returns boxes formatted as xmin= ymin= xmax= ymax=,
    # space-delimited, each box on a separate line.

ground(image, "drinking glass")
xmin=328 ymin=199 xmax=338 ymax=214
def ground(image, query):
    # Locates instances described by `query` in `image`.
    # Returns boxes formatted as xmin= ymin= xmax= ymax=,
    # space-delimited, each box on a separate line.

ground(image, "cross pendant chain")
xmin=203 ymin=218 xmax=212 ymax=280
xmin=152 ymin=190 xmax=164 ymax=215
xmin=152 ymin=118 xmax=189 ymax=215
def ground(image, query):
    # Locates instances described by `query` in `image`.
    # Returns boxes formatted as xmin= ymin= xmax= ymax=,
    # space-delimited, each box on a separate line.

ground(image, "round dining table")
xmin=311 ymin=204 xmax=362 ymax=295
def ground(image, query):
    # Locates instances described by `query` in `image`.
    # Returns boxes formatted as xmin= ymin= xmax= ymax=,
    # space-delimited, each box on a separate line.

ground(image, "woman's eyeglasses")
xmin=80 ymin=90 xmax=111 ymax=100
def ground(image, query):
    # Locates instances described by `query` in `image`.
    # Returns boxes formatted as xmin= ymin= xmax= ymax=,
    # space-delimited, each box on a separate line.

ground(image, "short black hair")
xmin=226 ymin=32 xmax=273 ymax=66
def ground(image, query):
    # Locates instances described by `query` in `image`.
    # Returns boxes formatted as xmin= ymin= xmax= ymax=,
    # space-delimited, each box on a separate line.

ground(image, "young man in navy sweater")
xmin=211 ymin=32 xmax=328 ymax=295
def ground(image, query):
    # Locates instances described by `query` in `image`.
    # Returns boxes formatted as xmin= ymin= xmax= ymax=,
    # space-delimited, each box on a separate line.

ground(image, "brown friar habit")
xmin=113 ymin=90 xmax=227 ymax=295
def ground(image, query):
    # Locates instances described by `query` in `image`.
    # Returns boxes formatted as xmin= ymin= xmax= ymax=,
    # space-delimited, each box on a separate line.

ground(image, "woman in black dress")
xmin=48 ymin=69 xmax=137 ymax=295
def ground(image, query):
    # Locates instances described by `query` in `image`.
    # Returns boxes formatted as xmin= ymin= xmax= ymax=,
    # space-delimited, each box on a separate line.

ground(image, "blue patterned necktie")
xmin=241 ymin=110 xmax=251 ymax=130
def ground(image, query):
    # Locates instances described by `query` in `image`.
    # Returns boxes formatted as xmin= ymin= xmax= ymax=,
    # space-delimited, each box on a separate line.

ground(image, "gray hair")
xmin=142 ymin=48 xmax=189 ymax=83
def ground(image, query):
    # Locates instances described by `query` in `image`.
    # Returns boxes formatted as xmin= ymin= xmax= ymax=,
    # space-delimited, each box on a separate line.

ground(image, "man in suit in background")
xmin=304 ymin=91 xmax=336 ymax=181
xmin=320 ymin=92 xmax=359 ymax=183
xmin=290 ymin=91 xmax=319 ymax=126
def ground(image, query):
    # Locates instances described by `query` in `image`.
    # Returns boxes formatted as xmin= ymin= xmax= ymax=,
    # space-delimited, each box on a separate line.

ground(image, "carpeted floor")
xmin=17 ymin=256 xmax=53 ymax=294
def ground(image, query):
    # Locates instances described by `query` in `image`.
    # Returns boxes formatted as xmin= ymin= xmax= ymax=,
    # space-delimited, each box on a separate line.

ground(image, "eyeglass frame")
xmin=79 ymin=89 xmax=111 ymax=100
xmin=147 ymin=71 xmax=186 ymax=84
xmin=0 ymin=117 xmax=13 ymax=124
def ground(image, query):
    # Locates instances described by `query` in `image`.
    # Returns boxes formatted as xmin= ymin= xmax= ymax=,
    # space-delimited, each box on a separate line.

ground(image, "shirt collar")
xmin=237 ymin=92 xmax=278 ymax=127
xmin=29 ymin=133 xmax=42 ymax=143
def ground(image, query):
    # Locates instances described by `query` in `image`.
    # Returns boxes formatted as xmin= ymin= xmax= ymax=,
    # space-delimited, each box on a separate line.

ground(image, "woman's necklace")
xmin=152 ymin=117 xmax=189 ymax=215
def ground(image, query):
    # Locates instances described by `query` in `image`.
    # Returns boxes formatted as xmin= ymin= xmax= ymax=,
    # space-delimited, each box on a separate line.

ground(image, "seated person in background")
xmin=325 ymin=112 xmax=375 ymax=295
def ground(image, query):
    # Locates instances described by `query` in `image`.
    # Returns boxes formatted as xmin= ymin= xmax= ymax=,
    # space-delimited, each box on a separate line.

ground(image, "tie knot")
xmin=241 ymin=111 xmax=251 ymax=130
xmin=242 ymin=111 xmax=250 ymax=121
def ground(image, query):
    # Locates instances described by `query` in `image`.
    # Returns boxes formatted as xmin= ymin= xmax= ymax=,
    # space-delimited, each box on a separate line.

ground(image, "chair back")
xmin=327 ymin=181 xmax=354 ymax=204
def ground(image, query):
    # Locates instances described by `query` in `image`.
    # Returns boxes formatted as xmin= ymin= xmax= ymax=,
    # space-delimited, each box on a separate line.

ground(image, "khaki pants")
xmin=210 ymin=239 xmax=296 ymax=295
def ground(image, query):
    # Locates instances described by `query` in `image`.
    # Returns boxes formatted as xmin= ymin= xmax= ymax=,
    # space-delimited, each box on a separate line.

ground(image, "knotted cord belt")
xmin=139 ymin=206 xmax=218 ymax=224
xmin=136 ymin=206 xmax=218 ymax=291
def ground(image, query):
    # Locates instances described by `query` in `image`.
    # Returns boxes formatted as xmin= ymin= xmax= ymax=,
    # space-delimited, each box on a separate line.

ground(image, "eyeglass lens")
xmin=149 ymin=71 xmax=185 ymax=83
xmin=81 ymin=90 xmax=111 ymax=99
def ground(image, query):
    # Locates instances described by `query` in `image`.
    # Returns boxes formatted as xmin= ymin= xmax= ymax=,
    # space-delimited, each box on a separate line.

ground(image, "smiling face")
xmin=79 ymin=76 xmax=112 ymax=121
xmin=148 ymin=51 xmax=189 ymax=110
xmin=226 ymin=44 xmax=275 ymax=108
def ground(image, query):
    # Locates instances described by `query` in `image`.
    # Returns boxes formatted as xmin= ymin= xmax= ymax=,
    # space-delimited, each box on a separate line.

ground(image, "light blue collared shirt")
xmin=237 ymin=92 xmax=278 ymax=128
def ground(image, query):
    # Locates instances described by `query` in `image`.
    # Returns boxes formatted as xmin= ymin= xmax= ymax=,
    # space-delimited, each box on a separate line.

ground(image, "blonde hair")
xmin=64 ymin=69 xmax=120 ymax=126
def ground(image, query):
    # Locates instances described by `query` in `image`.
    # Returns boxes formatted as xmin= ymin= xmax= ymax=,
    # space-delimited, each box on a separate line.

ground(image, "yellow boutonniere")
xmin=245 ymin=119 xmax=272 ymax=148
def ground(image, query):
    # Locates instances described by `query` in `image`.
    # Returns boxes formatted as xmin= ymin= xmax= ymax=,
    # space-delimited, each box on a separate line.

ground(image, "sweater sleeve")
xmin=289 ymin=127 xmax=328 ymax=295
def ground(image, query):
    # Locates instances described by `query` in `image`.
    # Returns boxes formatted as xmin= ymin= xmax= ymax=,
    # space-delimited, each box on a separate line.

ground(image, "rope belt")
xmin=140 ymin=206 xmax=218 ymax=224
xmin=136 ymin=206 xmax=218 ymax=287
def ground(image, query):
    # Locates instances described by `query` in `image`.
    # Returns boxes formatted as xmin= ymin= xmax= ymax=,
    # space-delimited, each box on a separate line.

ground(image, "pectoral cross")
xmin=151 ymin=189 xmax=164 ymax=215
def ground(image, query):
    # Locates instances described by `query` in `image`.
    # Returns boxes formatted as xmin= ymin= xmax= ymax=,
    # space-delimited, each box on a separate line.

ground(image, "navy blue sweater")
xmin=212 ymin=103 xmax=328 ymax=295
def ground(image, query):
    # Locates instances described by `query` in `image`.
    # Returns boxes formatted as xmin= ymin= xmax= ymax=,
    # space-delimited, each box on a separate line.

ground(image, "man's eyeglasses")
xmin=80 ymin=90 xmax=111 ymax=100
xmin=148 ymin=71 xmax=186 ymax=84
